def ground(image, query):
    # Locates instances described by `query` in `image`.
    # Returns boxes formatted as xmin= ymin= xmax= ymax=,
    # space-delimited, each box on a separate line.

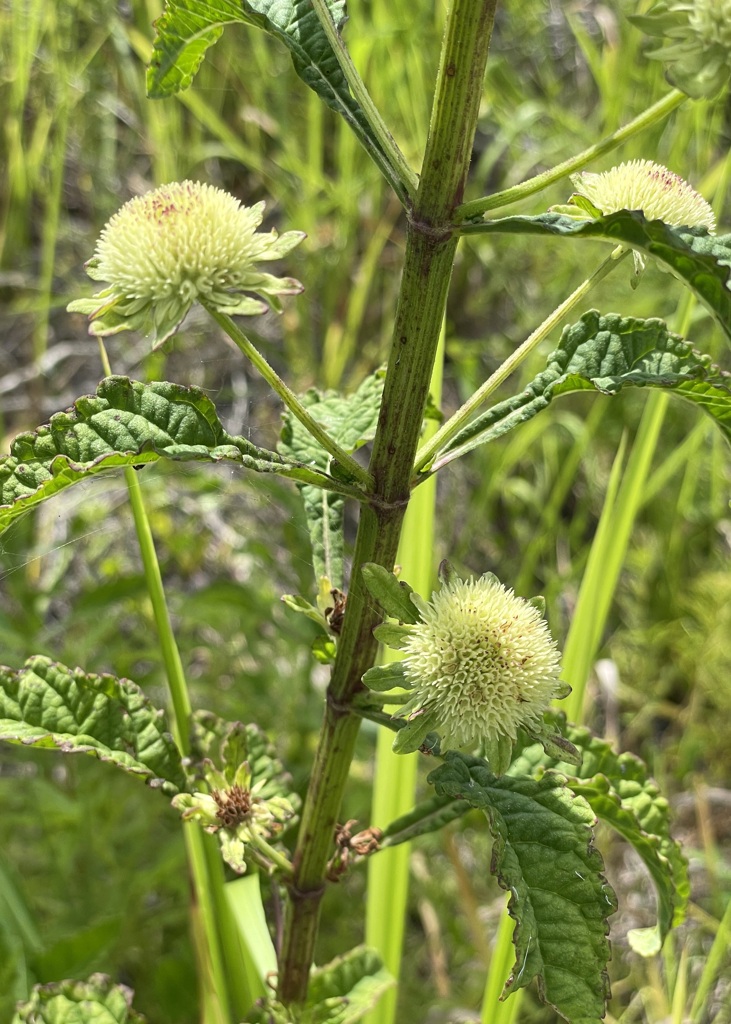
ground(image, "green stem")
xmin=364 ymin=325 xmax=444 ymax=1024
xmin=98 ymin=339 xmax=238 ymax=1021
xmin=456 ymin=88 xmax=686 ymax=220
xmin=276 ymin=0 xmax=498 ymax=1006
xmin=413 ymin=248 xmax=629 ymax=475
xmin=309 ymin=0 xmax=419 ymax=199
xmin=247 ymin=834 xmax=295 ymax=877
xmin=204 ymin=305 xmax=373 ymax=490
xmin=124 ymin=467 xmax=194 ymax=751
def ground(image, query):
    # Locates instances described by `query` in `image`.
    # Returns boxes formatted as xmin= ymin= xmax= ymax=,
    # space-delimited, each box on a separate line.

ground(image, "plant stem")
xmin=204 ymin=305 xmax=373 ymax=491
xmin=309 ymin=0 xmax=419 ymax=199
xmin=456 ymin=88 xmax=686 ymax=220
xmin=98 ymin=339 xmax=241 ymax=1021
xmin=364 ymin=324 xmax=444 ymax=1024
xmin=414 ymin=248 xmax=629 ymax=475
xmin=276 ymin=0 xmax=498 ymax=1006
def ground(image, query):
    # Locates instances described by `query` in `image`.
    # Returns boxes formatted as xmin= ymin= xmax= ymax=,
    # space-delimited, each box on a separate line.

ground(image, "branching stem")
xmin=276 ymin=0 xmax=498 ymax=1006
xmin=413 ymin=247 xmax=630 ymax=475
xmin=456 ymin=89 xmax=686 ymax=219
xmin=204 ymin=305 xmax=373 ymax=490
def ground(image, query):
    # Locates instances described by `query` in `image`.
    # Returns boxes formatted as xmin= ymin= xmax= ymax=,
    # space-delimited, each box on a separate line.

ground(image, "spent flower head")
xmin=570 ymin=160 xmax=715 ymax=232
xmin=630 ymin=0 xmax=731 ymax=99
xmin=67 ymin=180 xmax=305 ymax=347
xmin=172 ymin=759 xmax=296 ymax=874
xmin=364 ymin=564 xmax=576 ymax=775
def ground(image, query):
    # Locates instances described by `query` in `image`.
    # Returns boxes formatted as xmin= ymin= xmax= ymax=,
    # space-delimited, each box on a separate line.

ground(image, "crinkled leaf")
xmin=147 ymin=0 xmax=406 ymax=202
xmin=305 ymin=946 xmax=394 ymax=1024
xmin=12 ymin=974 xmax=145 ymax=1024
xmin=429 ymin=751 xmax=615 ymax=1024
xmin=361 ymin=563 xmax=421 ymax=624
xmin=279 ymin=371 xmax=384 ymax=587
xmin=438 ymin=311 xmax=731 ymax=466
xmin=464 ymin=212 xmax=731 ymax=341
xmin=380 ymin=793 xmax=471 ymax=848
xmin=0 ymin=376 xmax=353 ymax=534
xmin=0 ymin=656 xmax=186 ymax=794
xmin=511 ymin=718 xmax=689 ymax=948
xmin=246 ymin=947 xmax=393 ymax=1024
xmin=189 ymin=710 xmax=297 ymax=804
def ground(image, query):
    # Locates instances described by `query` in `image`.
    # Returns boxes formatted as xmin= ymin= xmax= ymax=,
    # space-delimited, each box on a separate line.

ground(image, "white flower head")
xmin=364 ymin=564 xmax=576 ymax=774
xmin=401 ymin=575 xmax=562 ymax=749
xmin=68 ymin=180 xmax=305 ymax=347
xmin=571 ymin=160 xmax=715 ymax=232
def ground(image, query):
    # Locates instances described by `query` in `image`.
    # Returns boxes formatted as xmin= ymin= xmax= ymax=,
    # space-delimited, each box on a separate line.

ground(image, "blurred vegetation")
xmin=1 ymin=0 xmax=730 ymax=1021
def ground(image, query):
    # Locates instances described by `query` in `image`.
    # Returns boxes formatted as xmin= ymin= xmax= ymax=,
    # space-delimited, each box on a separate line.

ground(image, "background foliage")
xmin=1 ymin=0 xmax=730 ymax=1020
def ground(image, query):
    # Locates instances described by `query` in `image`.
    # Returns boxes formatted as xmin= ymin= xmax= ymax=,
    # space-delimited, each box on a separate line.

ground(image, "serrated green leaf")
xmin=464 ymin=212 xmax=731 ymax=341
xmin=511 ymin=719 xmax=689 ymax=945
xmin=464 ymin=211 xmax=728 ymax=339
xmin=380 ymin=793 xmax=471 ymax=848
xmin=147 ymin=0 xmax=406 ymax=202
xmin=0 ymin=377 xmax=354 ymax=534
xmin=304 ymin=945 xmax=394 ymax=1024
xmin=279 ymin=371 xmax=384 ymax=587
xmin=429 ymin=751 xmax=615 ymax=1024
xmin=12 ymin=974 xmax=146 ymax=1024
xmin=0 ymin=656 xmax=186 ymax=794
xmin=361 ymin=563 xmax=421 ymax=624
xmin=440 ymin=311 xmax=731 ymax=465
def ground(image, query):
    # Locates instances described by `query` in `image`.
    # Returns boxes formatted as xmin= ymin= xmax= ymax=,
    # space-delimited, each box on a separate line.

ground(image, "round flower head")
xmin=67 ymin=180 xmax=305 ymax=347
xmin=363 ymin=563 xmax=577 ymax=773
xmin=400 ymin=574 xmax=562 ymax=750
xmin=172 ymin=759 xmax=296 ymax=875
xmin=571 ymin=160 xmax=715 ymax=232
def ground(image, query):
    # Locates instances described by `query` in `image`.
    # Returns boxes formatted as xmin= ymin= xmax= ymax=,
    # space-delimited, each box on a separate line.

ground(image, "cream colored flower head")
xmin=68 ymin=180 xmax=305 ymax=347
xmin=571 ymin=160 xmax=715 ymax=232
xmin=364 ymin=564 xmax=576 ymax=773
xmin=401 ymin=575 xmax=562 ymax=748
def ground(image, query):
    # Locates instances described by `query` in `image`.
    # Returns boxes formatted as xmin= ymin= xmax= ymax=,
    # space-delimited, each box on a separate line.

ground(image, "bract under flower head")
xmin=571 ymin=160 xmax=715 ymax=232
xmin=67 ymin=180 xmax=305 ymax=347
xmin=399 ymin=575 xmax=563 ymax=752
xmin=631 ymin=0 xmax=731 ymax=99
